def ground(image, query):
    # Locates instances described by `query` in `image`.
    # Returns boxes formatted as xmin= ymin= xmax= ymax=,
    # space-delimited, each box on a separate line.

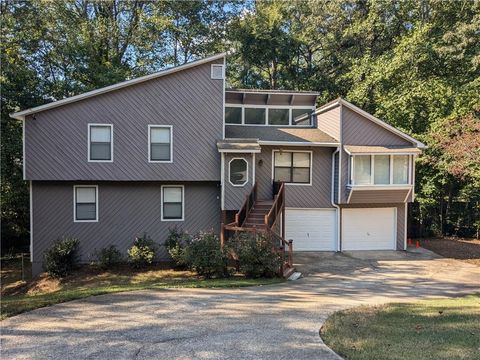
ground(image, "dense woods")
xmin=1 ymin=0 xmax=479 ymax=251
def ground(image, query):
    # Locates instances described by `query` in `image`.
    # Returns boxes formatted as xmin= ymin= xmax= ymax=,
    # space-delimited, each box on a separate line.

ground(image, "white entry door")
xmin=285 ymin=209 xmax=336 ymax=251
xmin=342 ymin=208 xmax=396 ymax=250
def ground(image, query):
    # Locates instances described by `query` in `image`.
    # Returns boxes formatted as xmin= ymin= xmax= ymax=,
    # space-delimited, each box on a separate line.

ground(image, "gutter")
xmin=331 ymin=147 xmax=341 ymax=252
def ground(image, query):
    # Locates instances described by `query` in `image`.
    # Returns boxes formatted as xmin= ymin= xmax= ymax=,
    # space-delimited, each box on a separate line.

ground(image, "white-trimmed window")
xmin=74 ymin=185 xmax=98 ymax=222
xmin=161 ymin=185 xmax=184 ymax=221
xmin=229 ymin=158 xmax=248 ymax=186
xmin=351 ymin=155 xmax=410 ymax=185
xmin=88 ymin=124 xmax=113 ymax=162
xmin=273 ymin=150 xmax=312 ymax=184
xmin=225 ymin=106 xmax=315 ymax=126
xmin=149 ymin=125 xmax=172 ymax=162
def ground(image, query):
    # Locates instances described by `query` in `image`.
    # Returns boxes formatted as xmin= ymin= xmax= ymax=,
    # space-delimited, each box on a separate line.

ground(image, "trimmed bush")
xmin=94 ymin=245 xmax=123 ymax=269
xmin=183 ymin=231 xmax=228 ymax=278
xmin=233 ymin=233 xmax=282 ymax=278
xmin=43 ymin=237 xmax=80 ymax=278
xmin=127 ymin=233 xmax=157 ymax=268
xmin=164 ymin=226 xmax=191 ymax=268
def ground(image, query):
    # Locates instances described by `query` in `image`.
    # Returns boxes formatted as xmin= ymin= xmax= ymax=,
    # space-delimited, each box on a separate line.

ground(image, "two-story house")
xmin=11 ymin=53 xmax=425 ymax=276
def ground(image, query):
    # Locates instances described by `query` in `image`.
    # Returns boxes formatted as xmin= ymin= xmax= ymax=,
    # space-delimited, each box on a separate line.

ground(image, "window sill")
xmin=347 ymin=184 xmax=412 ymax=190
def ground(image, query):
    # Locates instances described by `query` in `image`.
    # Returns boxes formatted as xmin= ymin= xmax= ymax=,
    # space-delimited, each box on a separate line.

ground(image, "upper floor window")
xmin=273 ymin=151 xmax=311 ymax=184
xmin=225 ymin=106 xmax=314 ymax=126
xmin=225 ymin=107 xmax=242 ymax=124
xmin=88 ymin=124 xmax=112 ymax=162
xmin=229 ymin=158 xmax=248 ymax=186
xmin=74 ymin=185 xmax=98 ymax=222
xmin=351 ymin=155 xmax=410 ymax=185
xmin=149 ymin=125 xmax=172 ymax=163
xmin=161 ymin=185 xmax=184 ymax=221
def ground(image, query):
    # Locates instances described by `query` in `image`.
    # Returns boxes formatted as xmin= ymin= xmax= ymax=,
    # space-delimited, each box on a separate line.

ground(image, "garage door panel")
xmin=342 ymin=208 xmax=396 ymax=250
xmin=285 ymin=209 xmax=336 ymax=251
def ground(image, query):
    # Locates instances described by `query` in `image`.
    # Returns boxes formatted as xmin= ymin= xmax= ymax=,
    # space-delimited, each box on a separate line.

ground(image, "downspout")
xmin=331 ymin=147 xmax=341 ymax=252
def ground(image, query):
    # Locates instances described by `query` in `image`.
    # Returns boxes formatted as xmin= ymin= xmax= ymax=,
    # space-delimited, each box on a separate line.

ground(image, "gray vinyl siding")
xmin=31 ymin=181 xmax=220 ymax=273
xmin=255 ymin=146 xmax=334 ymax=208
xmin=340 ymin=203 xmax=406 ymax=250
xmin=317 ymin=105 xmax=340 ymax=140
xmin=223 ymin=153 xmax=254 ymax=210
xmin=348 ymin=189 xmax=411 ymax=204
xmin=339 ymin=106 xmax=415 ymax=203
xmin=24 ymin=59 xmax=223 ymax=181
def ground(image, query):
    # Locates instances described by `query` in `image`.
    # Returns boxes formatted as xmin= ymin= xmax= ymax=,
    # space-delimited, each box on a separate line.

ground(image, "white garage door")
xmin=285 ymin=209 xmax=336 ymax=251
xmin=342 ymin=208 xmax=396 ymax=250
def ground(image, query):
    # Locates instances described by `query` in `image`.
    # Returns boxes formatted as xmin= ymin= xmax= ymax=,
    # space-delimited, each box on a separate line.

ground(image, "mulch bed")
xmin=419 ymin=237 xmax=480 ymax=266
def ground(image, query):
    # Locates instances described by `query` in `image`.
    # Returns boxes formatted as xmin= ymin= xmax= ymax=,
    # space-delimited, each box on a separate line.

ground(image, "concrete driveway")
xmin=2 ymin=249 xmax=479 ymax=360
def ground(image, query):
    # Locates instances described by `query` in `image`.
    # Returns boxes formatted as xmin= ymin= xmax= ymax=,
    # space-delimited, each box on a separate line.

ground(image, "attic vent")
xmin=211 ymin=64 xmax=225 ymax=80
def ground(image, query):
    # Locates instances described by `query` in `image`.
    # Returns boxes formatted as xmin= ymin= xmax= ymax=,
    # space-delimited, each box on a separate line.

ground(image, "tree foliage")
xmin=1 ymin=0 xmax=479 ymax=250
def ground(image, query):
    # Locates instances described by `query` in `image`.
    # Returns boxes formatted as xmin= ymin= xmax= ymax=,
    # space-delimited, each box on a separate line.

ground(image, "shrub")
xmin=127 ymin=233 xmax=157 ymax=268
xmin=183 ymin=231 xmax=228 ymax=278
xmin=43 ymin=237 xmax=80 ymax=278
xmin=94 ymin=245 xmax=123 ymax=269
xmin=164 ymin=226 xmax=191 ymax=268
xmin=234 ymin=233 xmax=282 ymax=278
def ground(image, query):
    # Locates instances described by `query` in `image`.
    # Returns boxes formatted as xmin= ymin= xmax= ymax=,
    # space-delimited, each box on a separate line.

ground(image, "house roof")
xmin=217 ymin=139 xmax=261 ymax=153
xmin=226 ymin=89 xmax=320 ymax=95
xmin=10 ymin=53 xmax=226 ymax=121
xmin=344 ymin=145 xmax=422 ymax=155
xmin=315 ymin=98 xmax=426 ymax=149
xmin=225 ymin=125 xmax=339 ymax=146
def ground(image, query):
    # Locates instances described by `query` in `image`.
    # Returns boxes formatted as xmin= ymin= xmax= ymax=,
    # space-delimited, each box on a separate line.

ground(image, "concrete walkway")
xmin=2 ymin=250 xmax=479 ymax=360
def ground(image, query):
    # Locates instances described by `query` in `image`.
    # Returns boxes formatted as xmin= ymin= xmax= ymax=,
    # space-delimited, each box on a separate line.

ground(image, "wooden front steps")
xmin=243 ymin=200 xmax=273 ymax=228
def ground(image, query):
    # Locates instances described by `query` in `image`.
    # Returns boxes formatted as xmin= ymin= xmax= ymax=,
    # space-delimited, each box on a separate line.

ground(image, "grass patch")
xmin=321 ymin=295 xmax=480 ymax=360
xmin=1 ymin=261 xmax=284 ymax=320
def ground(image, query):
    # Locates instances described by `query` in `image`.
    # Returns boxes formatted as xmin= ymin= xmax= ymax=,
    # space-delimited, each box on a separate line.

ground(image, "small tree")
xmin=127 ymin=233 xmax=157 ymax=268
xmin=43 ymin=237 xmax=80 ymax=278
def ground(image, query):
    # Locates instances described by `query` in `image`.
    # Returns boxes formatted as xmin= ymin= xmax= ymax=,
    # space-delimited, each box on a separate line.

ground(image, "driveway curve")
xmin=2 ymin=251 xmax=479 ymax=360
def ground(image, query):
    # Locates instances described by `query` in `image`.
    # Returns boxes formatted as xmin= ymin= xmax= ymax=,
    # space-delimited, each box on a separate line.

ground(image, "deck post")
xmin=220 ymin=223 xmax=225 ymax=250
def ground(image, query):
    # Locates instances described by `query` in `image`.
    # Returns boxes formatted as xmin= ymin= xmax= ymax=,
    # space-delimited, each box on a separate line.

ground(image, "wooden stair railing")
xmin=220 ymin=181 xmax=293 ymax=277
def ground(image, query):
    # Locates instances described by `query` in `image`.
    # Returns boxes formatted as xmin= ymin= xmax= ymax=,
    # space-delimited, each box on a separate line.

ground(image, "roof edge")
xmin=11 ymin=53 xmax=227 ymax=120
xmin=316 ymin=98 xmax=426 ymax=149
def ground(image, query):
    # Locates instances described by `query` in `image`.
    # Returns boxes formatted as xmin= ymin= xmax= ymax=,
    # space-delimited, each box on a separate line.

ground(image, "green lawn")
xmin=321 ymin=295 xmax=480 ymax=360
xmin=1 ymin=262 xmax=284 ymax=320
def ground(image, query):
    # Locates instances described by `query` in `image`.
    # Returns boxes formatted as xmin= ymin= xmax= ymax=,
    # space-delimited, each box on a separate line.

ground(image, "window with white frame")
xmin=273 ymin=151 xmax=311 ymax=184
xmin=161 ymin=186 xmax=184 ymax=221
xmin=225 ymin=107 xmax=242 ymax=124
xmin=229 ymin=158 xmax=248 ymax=186
xmin=74 ymin=186 xmax=98 ymax=222
xmin=89 ymin=124 xmax=112 ymax=161
xmin=351 ymin=155 xmax=410 ymax=185
xmin=225 ymin=106 xmax=314 ymax=126
xmin=149 ymin=126 xmax=172 ymax=162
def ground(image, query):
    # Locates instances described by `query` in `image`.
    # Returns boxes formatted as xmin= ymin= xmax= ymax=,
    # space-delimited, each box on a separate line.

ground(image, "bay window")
xmin=351 ymin=155 xmax=410 ymax=186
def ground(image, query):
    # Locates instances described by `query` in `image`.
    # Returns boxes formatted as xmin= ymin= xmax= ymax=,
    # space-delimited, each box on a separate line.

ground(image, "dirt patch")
xmin=419 ymin=237 xmax=480 ymax=266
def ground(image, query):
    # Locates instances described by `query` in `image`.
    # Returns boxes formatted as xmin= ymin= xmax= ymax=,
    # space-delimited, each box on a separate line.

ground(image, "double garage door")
xmin=285 ymin=207 xmax=396 ymax=251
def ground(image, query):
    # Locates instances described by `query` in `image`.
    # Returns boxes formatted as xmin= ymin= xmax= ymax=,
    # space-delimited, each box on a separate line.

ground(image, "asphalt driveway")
xmin=2 ymin=249 xmax=479 ymax=360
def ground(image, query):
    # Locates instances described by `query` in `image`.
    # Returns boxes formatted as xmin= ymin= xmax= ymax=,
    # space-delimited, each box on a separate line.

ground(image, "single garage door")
xmin=285 ymin=209 xmax=336 ymax=251
xmin=342 ymin=208 xmax=396 ymax=250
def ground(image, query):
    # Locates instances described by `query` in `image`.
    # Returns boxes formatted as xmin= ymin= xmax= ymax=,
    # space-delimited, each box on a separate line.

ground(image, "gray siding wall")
xmin=317 ymin=105 xmax=340 ymax=140
xmin=31 ymin=181 xmax=221 ymax=272
xmin=340 ymin=203 xmax=406 ymax=250
xmin=348 ymin=189 xmax=410 ymax=204
xmin=25 ymin=59 xmax=223 ymax=181
xmin=223 ymin=153 xmax=254 ymax=210
xmin=255 ymin=146 xmax=334 ymax=208
xmin=340 ymin=106 xmax=415 ymax=203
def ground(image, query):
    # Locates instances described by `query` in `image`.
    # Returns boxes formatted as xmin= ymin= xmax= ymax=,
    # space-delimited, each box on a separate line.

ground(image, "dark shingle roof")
xmin=225 ymin=126 xmax=338 ymax=144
